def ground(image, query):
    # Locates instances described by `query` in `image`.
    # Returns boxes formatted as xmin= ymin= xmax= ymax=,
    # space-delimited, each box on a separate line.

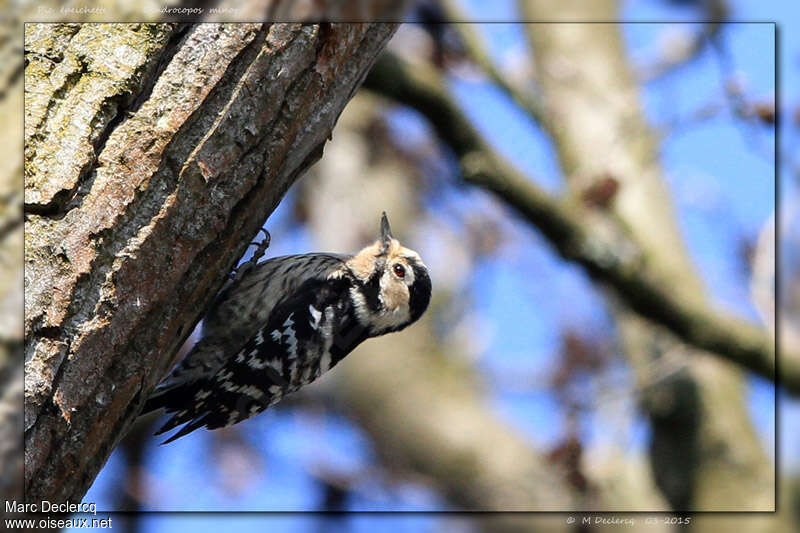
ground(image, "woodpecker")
xmin=143 ymin=213 xmax=431 ymax=443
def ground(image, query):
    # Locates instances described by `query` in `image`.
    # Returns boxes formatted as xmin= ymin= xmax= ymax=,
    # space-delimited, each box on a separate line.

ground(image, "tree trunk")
xmin=23 ymin=20 xmax=400 ymax=504
xmin=520 ymin=0 xmax=774 ymax=518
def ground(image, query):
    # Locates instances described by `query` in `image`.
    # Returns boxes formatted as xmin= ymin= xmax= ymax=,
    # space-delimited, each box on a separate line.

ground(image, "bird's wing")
xmin=149 ymin=274 xmax=364 ymax=444
xmin=203 ymin=253 xmax=349 ymax=343
xmin=145 ymin=254 xmax=349 ymax=401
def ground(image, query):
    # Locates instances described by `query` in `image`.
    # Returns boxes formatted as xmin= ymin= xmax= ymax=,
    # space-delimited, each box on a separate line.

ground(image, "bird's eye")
xmin=393 ymin=264 xmax=406 ymax=278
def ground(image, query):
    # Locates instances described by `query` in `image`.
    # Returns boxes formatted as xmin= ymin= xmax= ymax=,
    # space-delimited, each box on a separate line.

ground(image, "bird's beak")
xmin=379 ymin=211 xmax=393 ymax=253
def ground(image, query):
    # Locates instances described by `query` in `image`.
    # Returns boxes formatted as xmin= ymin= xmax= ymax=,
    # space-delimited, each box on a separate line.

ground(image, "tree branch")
xmin=439 ymin=0 xmax=550 ymax=130
xmin=363 ymin=52 xmax=793 ymax=394
xmin=24 ymin=19 xmax=401 ymax=503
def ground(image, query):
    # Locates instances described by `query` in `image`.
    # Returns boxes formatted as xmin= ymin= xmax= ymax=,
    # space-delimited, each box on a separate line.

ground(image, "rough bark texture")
xmin=24 ymin=20 xmax=400 ymax=504
xmin=519 ymin=0 xmax=774 ymax=516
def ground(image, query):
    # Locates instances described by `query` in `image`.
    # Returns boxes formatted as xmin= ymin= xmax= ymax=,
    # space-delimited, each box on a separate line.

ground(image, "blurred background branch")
xmin=364 ymin=51 xmax=788 ymax=393
xmin=0 ymin=0 xmax=25 ymax=508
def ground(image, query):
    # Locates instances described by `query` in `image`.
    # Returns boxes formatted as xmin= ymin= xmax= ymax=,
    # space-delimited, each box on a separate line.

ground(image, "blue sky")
xmin=72 ymin=3 xmax=790 ymax=531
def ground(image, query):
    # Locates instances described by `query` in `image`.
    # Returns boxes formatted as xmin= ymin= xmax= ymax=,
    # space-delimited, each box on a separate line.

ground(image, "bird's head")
xmin=345 ymin=212 xmax=432 ymax=334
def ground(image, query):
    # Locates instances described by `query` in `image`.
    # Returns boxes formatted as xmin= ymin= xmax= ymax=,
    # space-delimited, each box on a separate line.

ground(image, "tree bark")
xmin=24 ymin=20 xmax=400 ymax=504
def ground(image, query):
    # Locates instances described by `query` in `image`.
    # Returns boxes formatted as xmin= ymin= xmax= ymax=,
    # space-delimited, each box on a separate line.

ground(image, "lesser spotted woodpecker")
xmin=142 ymin=213 xmax=431 ymax=443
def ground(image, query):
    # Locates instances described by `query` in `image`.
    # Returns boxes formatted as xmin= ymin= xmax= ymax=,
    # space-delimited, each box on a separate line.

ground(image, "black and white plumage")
xmin=142 ymin=213 xmax=431 ymax=443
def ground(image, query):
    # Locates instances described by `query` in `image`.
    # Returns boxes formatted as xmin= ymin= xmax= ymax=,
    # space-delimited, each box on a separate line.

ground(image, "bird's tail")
xmin=140 ymin=382 xmax=184 ymax=415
